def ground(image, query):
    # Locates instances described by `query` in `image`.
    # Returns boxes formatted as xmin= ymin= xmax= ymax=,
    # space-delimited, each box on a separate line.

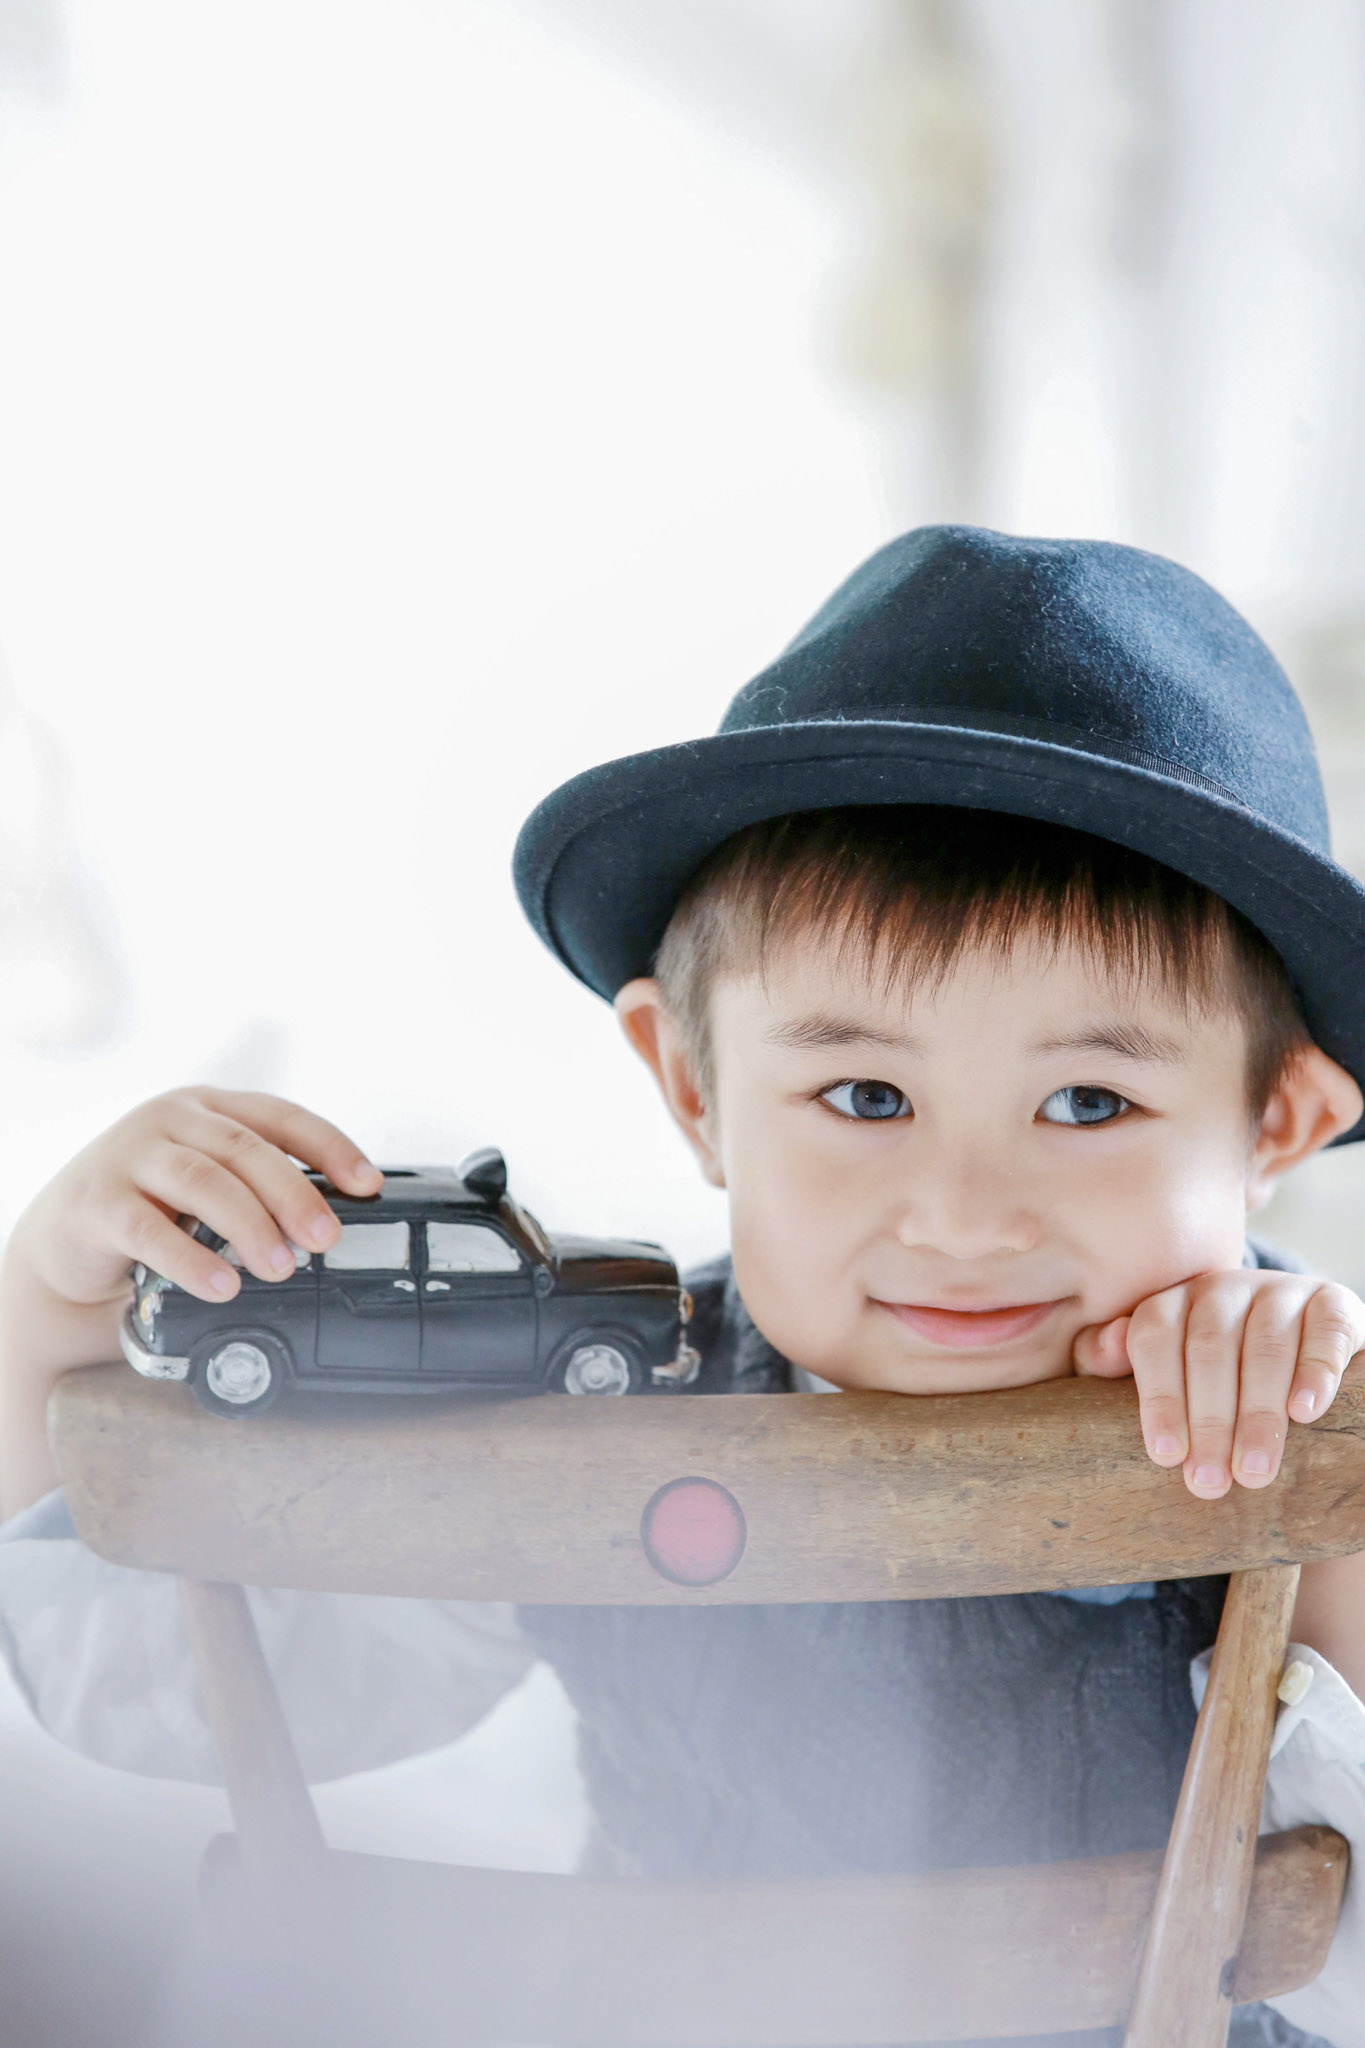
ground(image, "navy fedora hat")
xmin=514 ymin=524 xmax=1365 ymax=1136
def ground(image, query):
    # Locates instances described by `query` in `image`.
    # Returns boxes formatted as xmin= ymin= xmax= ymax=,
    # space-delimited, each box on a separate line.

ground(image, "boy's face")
xmin=700 ymin=935 xmax=1264 ymax=1395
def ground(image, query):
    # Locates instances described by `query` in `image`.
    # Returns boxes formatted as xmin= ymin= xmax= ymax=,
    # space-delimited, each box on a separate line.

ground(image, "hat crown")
xmin=720 ymin=526 xmax=1329 ymax=853
xmin=515 ymin=521 xmax=1365 ymax=1133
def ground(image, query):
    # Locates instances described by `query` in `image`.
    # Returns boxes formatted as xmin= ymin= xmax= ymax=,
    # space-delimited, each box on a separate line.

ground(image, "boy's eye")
xmin=1037 ymin=1086 xmax=1130 ymax=1127
xmin=820 ymin=1080 xmax=912 ymax=1122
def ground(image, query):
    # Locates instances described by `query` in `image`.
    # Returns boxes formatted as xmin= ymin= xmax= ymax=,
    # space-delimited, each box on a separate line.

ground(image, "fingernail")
xmin=309 ymin=1216 xmax=335 ymax=1248
xmin=1153 ymin=1433 xmax=1182 ymax=1460
xmin=1293 ymin=1390 xmax=1317 ymax=1420
xmin=209 ymin=1269 xmax=234 ymax=1297
xmin=268 ymin=1244 xmax=293 ymax=1275
xmin=1240 ymin=1450 xmax=1271 ymax=1476
xmin=356 ymin=1158 xmax=380 ymax=1183
xmin=1193 ymin=1464 xmax=1224 ymax=1488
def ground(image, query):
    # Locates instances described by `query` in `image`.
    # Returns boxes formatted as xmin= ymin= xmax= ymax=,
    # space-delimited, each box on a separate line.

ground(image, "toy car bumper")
xmin=651 ymin=1340 xmax=701 ymax=1389
xmin=120 ymin=1311 xmax=190 ymax=1382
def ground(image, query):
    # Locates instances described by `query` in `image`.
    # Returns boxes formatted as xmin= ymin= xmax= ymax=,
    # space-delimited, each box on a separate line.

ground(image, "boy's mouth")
xmin=876 ymin=1299 xmax=1066 ymax=1348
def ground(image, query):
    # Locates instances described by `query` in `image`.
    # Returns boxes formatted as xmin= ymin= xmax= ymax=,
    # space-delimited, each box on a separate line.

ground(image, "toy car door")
xmin=419 ymin=1219 xmax=539 ymax=1382
xmin=316 ymin=1219 xmax=422 ymax=1374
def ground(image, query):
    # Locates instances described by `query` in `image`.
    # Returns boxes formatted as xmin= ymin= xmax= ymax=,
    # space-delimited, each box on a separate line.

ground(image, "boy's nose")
xmin=890 ymin=1159 xmax=1039 ymax=1259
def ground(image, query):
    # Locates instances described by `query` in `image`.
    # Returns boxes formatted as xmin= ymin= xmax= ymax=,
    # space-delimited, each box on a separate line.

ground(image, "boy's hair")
xmin=653 ymin=807 xmax=1309 ymax=1114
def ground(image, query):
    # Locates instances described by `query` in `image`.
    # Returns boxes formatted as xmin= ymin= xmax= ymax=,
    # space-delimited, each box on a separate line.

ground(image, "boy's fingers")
xmin=105 ymin=1192 xmax=240 ymax=1304
xmin=179 ymin=1089 xmax=380 ymax=1198
xmin=1124 ymin=1286 xmax=1195 ymax=1470
xmin=159 ymin=1093 xmax=378 ymax=1251
xmin=1178 ymin=1279 xmax=1252 ymax=1497
xmin=133 ymin=1147 xmax=310 ymax=1285
xmin=1288 ymin=1284 xmax=1365 ymax=1424
xmin=1071 ymin=1317 xmax=1133 ymax=1378
xmin=172 ymin=1105 xmax=348 ymax=1253
xmin=1228 ymin=1283 xmax=1309 ymax=1488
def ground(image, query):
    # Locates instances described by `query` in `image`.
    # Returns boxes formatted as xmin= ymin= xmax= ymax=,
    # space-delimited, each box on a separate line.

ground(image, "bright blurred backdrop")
xmin=3 ymin=1 xmax=1365 ymax=2037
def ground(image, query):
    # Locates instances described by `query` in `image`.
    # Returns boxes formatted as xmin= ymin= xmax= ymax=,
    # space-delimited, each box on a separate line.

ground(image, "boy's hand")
xmin=0 ymin=1087 xmax=380 ymax=1517
xmin=1072 ymin=1270 xmax=1365 ymax=1497
xmin=15 ymin=1086 xmax=382 ymax=1310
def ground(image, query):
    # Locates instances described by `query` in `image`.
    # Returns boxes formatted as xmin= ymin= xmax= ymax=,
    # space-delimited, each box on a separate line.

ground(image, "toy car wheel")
xmin=190 ymin=1334 xmax=285 ymax=1418
xmin=557 ymin=1339 xmax=642 ymax=1396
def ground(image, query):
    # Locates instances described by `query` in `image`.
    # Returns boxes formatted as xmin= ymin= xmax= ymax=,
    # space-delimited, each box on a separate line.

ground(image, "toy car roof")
xmin=306 ymin=1156 xmax=507 ymax=1215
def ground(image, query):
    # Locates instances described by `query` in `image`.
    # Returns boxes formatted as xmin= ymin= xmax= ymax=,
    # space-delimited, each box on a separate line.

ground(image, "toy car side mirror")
xmin=457 ymin=1147 xmax=507 ymax=1205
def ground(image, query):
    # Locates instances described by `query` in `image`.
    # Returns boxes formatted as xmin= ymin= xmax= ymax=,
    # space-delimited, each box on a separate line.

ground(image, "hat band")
xmin=725 ymin=706 xmax=1247 ymax=815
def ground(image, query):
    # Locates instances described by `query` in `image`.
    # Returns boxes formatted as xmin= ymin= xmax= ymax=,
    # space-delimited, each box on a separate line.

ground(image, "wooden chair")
xmin=49 ymin=1361 xmax=1365 ymax=2047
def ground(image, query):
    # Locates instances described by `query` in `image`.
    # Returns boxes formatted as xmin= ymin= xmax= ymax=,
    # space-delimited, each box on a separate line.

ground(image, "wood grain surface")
xmin=199 ymin=1824 xmax=1347 ymax=2044
xmin=50 ymin=1359 xmax=1365 ymax=1602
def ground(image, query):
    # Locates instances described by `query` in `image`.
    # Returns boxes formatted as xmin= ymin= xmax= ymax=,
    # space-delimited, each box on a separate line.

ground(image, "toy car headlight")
xmin=137 ymin=1276 xmax=169 ymax=1326
xmin=679 ymin=1290 xmax=693 ymax=1325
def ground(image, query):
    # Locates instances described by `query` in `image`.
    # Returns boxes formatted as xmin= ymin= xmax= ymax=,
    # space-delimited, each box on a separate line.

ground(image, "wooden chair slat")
xmin=50 ymin=1360 xmax=1365 ymax=1602
xmin=178 ymin=1578 xmax=325 ymax=1884
xmin=1123 ymin=1564 xmax=1301 ymax=2047
xmin=201 ymin=1826 xmax=1347 ymax=2046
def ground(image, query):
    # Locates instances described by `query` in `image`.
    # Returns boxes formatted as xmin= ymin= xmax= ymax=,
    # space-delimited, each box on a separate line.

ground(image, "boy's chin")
xmin=820 ymin=1340 xmax=1077 ymax=1398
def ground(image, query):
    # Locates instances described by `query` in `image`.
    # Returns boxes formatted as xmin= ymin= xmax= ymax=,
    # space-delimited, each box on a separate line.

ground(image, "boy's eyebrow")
xmin=1030 ymin=1024 xmax=1187 ymax=1065
xmin=763 ymin=1019 xmax=1188 ymax=1063
xmin=763 ymin=1015 xmax=921 ymax=1053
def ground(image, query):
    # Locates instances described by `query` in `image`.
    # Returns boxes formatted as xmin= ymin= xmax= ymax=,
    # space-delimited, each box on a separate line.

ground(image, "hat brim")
xmin=513 ymin=720 xmax=1365 ymax=1143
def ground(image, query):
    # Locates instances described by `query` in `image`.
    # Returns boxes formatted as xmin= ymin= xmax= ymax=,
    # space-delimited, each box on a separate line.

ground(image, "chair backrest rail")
xmin=201 ymin=1823 xmax=1347 ymax=2045
xmin=50 ymin=1362 xmax=1365 ymax=1602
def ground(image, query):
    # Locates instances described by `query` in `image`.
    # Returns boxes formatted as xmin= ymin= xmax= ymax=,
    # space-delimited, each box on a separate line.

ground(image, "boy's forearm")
xmin=1290 ymin=1551 xmax=1365 ymax=1699
xmin=0 ymin=1235 xmax=127 ymax=1521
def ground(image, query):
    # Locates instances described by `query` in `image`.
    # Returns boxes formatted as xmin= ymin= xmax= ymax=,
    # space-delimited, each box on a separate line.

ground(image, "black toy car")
xmin=120 ymin=1148 xmax=699 ymax=1417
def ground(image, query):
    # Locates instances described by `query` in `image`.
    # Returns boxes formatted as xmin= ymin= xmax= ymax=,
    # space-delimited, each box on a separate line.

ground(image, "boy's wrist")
xmin=0 ymin=1223 xmax=131 ymax=1381
xmin=0 ymin=1238 xmax=131 ymax=1522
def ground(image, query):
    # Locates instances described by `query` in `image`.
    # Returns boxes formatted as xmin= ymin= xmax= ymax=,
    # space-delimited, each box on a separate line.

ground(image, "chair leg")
xmin=179 ymin=1577 xmax=326 ymax=1886
xmin=1122 ymin=1561 xmax=1300 ymax=2048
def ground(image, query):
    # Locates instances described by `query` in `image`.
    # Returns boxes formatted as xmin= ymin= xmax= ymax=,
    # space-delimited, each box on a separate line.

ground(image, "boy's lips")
xmin=876 ymin=1298 xmax=1067 ymax=1348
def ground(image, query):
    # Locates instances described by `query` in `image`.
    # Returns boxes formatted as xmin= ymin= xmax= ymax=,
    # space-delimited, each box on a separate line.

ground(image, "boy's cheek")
xmin=1103 ymin=1201 xmax=1247 ymax=1321
xmin=727 ymin=1191 xmax=858 ymax=1366
xmin=1052 ymin=1154 xmax=1249 ymax=1320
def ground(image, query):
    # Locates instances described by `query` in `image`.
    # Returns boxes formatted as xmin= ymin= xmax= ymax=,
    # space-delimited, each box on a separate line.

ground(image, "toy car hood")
xmin=548 ymin=1233 xmax=678 ymax=1289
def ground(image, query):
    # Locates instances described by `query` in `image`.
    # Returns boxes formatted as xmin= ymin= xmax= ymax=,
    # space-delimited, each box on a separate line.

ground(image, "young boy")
xmin=3 ymin=527 xmax=1365 ymax=2045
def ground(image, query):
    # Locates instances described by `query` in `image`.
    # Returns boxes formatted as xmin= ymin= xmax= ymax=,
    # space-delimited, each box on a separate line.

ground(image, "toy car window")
xmin=323 ymin=1222 xmax=411 ymax=1272
xmin=426 ymin=1222 xmax=523 ymax=1274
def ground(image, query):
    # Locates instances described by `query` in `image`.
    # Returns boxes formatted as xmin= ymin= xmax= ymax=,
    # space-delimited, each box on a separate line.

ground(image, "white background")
xmin=0 ymin=0 xmax=890 ymax=1276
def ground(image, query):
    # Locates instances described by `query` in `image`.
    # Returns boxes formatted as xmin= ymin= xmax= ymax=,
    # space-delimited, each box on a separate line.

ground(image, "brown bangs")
xmin=652 ymin=807 xmax=1309 ymax=1112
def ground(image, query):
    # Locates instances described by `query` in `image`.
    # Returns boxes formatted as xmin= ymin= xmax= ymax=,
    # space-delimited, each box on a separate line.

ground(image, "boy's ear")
xmin=1246 ymin=1044 xmax=1365 ymax=1209
xmin=614 ymin=979 xmax=725 ymax=1187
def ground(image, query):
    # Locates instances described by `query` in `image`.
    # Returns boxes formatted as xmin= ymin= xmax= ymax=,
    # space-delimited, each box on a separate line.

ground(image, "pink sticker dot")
xmin=641 ymin=1477 xmax=747 ymax=1586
